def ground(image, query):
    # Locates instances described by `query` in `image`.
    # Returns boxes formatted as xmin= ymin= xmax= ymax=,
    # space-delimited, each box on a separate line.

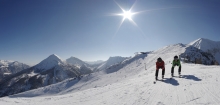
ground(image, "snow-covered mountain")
xmin=0 ymin=54 xmax=92 ymax=97
xmin=2 ymin=43 xmax=188 ymax=99
xmin=0 ymin=38 xmax=220 ymax=105
xmin=66 ymin=57 xmax=88 ymax=67
xmin=35 ymin=54 xmax=64 ymax=72
xmin=180 ymin=45 xmax=215 ymax=65
xmin=79 ymin=64 xmax=93 ymax=74
xmin=2 ymin=39 xmax=220 ymax=105
xmin=0 ymin=60 xmax=30 ymax=80
xmin=188 ymin=38 xmax=220 ymax=63
xmin=66 ymin=56 xmax=94 ymax=73
xmin=95 ymin=56 xmax=129 ymax=71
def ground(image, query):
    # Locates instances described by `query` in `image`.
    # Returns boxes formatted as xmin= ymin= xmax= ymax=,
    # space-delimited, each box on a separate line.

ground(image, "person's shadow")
xmin=181 ymin=75 xmax=202 ymax=81
xmin=161 ymin=78 xmax=179 ymax=86
xmin=158 ymin=75 xmax=202 ymax=86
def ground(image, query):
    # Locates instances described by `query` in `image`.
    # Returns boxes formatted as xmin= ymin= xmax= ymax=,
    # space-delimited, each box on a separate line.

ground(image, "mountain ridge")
xmin=188 ymin=38 xmax=220 ymax=63
xmin=0 ymin=38 xmax=219 ymax=98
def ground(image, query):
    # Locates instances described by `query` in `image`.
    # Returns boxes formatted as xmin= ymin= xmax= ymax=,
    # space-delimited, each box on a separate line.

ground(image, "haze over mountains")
xmin=0 ymin=38 xmax=219 ymax=102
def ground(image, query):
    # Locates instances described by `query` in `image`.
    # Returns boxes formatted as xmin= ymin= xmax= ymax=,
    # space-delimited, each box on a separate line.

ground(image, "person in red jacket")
xmin=155 ymin=57 xmax=165 ymax=80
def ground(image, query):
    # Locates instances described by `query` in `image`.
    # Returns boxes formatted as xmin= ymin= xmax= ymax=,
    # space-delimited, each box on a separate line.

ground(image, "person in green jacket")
xmin=171 ymin=55 xmax=181 ymax=77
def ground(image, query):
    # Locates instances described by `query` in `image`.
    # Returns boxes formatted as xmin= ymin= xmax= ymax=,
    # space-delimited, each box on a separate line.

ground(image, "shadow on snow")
xmin=158 ymin=74 xmax=202 ymax=86
xmin=181 ymin=75 xmax=202 ymax=81
xmin=161 ymin=78 xmax=180 ymax=86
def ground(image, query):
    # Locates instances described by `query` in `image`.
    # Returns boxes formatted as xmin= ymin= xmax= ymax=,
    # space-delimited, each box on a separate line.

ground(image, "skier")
xmin=155 ymin=57 xmax=165 ymax=80
xmin=171 ymin=55 xmax=181 ymax=77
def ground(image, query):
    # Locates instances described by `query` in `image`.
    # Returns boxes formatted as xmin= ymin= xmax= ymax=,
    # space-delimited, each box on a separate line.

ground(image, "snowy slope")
xmin=2 ymin=64 xmax=219 ymax=105
xmin=1 ymin=43 xmax=220 ymax=105
xmin=96 ymin=56 xmax=129 ymax=71
xmin=189 ymin=38 xmax=220 ymax=63
xmin=3 ymin=44 xmax=187 ymax=98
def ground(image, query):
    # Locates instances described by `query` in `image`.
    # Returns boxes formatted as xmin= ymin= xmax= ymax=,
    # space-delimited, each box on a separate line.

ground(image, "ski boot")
xmin=162 ymin=75 xmax=164 ymax=79
xmin=179 ymin=72 xmax=181 ymax=77
xmin=155 ymin=76 xmax=158 ymax=80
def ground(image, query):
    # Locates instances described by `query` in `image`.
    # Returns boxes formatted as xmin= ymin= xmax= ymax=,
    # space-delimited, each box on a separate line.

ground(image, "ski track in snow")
xmin=0 ymin=61 xmax=220 ymax=105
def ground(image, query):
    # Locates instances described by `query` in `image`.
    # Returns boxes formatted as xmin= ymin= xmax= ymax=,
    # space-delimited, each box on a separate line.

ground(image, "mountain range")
xmin=0 ymin=38 xmax=219 ymax=98
xmin=0 ymin=60 xmax=30 ymax=81
xmin=0 ymin=54 xmax=127 ymax=97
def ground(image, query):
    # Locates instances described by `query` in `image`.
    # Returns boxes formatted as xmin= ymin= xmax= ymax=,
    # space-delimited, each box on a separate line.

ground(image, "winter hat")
xmin=157 ymin=57 xmax=162 ymax=62
xmin=174 ymin=56 xmax=178 ymax=59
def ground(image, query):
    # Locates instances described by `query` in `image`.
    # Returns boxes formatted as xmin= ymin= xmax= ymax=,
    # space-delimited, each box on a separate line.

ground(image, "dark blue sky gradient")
xmin=0 ymin=0 xmax=220 ymax=65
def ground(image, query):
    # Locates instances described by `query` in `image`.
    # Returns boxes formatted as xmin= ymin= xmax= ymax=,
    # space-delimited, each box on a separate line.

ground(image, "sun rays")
xmin=109 ymin=0 xmax=183 ymax=39
xmin=110 ymin=0 xmax=145 ymax=39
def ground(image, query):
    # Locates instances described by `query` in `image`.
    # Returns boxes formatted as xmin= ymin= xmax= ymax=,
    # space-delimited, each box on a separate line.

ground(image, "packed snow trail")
xmin=0 ymin=63 xmax=220 ymax=105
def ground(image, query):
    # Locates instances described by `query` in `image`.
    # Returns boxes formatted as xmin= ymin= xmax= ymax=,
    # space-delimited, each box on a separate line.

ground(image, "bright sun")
xmin=123 ymin=10 xmax=133 ymax=20
xmin=111 ymin=0 xmax=145 ymax=38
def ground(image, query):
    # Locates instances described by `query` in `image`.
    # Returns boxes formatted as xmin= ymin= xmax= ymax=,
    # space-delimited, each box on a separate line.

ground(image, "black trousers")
xmin=155 ymin=68 xmax=165 ymax=77
xmin=171 ymin=65 xmax=181 ymax=74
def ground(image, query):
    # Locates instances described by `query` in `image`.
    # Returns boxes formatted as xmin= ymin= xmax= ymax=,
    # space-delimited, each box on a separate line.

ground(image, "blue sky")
xmin=0 ymin=0 xmax=220 ymax=65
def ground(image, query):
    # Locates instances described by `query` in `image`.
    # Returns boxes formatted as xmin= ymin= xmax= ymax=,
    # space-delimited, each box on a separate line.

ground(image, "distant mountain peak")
xmin=0 ymin=60 xmax=30 ymax=79
xmin=188 ymin=38 xmax=220 ymax=51
xmin=198 ymin=38 xmax=208 ymax=40
xmin=188 ymin=38 xmax=220 ymax=63
xmin=35 ymin=54 xmax=63 ymax=71
xmin=67 ymin=56 xmax=81 ymax=60
xmin=47 ymin=54 xmax=62 ymax=60
xmin=190 ymin=38 xmax=213 ymax=44
xmin=66 ymin=56 xmax=87 ymax=67
xmin=96 ymin=56 xmax=128 ymax=71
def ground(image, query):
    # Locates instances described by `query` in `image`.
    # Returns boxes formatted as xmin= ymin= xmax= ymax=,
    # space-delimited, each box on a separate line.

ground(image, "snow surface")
xmin=1 ymin=61 xmax=220 ymax=105
xmin=1 ymin=42 xmax=220 ymax=105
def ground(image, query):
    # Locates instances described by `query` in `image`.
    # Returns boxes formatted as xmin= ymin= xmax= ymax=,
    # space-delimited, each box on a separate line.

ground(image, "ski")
xmin=170 ymin=75 xmax=182 ymax=78
xmin=154 ymin=78 xmax=165 ymax=84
